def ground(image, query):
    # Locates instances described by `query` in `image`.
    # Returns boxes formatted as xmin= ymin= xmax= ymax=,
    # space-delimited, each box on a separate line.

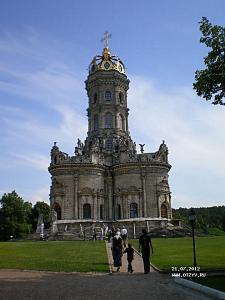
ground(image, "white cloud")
xmin=172 ymin=193 xmax=198 ymax=209
xmin=13 ymin=153 xmax=49 ymax=171
xmin=53 ymin=104 xmax=87 ymax=150
xmin=128 ymin=75 xmax=225 ymax=207
xmin=30 ymin=186 xmax=50 ymax=205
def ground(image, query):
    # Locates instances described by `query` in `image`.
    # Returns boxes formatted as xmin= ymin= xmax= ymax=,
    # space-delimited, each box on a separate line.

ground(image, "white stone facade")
xmin=49 ymin=47 xmax=172 ymax=224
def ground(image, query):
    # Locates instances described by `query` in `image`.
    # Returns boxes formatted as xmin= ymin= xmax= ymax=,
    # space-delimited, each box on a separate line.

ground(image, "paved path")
xmin=0 ymin=269 xmax=214 ymax=300
xmin=105 ymin=241 xmax=155 ymax=274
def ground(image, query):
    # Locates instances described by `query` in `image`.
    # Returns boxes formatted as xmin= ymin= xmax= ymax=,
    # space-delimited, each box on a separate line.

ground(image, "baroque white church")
xmin=49 ymin=35 xmax=173 ymax=238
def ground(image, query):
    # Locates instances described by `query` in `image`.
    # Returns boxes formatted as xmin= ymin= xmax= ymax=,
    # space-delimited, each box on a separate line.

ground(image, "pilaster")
xmin=74 ymin=175 xmax=79 ymax=219
xmin=141 ymin=167 xmax=147 ymax=217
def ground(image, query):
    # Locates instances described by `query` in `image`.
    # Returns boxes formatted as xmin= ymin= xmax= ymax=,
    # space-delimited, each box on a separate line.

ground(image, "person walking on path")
xmin=138 ymin=229 xmax=153 ymax=274
xmin=111 ymin=230 xmax=123 ymax=272
xmin=123 ymin=243 xmax=134 ymax=273
xmin=121 ymin=225 xmax=128 ymax=247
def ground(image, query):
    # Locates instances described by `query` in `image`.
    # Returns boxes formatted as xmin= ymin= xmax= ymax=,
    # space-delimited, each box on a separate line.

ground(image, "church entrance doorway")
xmin=83 ymin=203 xmax=91 ymax=219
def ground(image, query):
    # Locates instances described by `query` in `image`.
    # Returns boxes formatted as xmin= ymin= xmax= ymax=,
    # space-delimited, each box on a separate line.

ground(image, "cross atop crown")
xmin=101 ymin=31 xmax=112 ymax=48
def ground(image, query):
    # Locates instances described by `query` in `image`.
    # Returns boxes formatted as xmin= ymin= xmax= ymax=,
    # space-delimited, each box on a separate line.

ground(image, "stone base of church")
xmin=49 ymin=218 xmax=184 ymax=240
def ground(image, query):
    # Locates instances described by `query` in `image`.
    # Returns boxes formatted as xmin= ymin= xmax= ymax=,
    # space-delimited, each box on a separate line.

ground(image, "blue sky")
xmin=0 ymin=0 xmax=225 ymax=208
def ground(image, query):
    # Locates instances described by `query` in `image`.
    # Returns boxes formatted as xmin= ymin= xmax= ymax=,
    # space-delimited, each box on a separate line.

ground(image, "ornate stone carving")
xmin=49 ymin=45 xmax=172 ymax=224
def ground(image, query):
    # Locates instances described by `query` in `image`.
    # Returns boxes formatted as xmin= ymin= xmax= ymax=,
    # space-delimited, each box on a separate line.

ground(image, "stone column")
xmin=115 ymin=110 xmax=118 ymax=129
xmin=107 ymin=177 xmax=113 ymax=219
xmin=104 ymin=195 xmax=108 ymax=220
xmin=79 ymin=196 xmax=83 ymax=219
xmin=96 ymin=191 xmax=100 ymax=220
xmin=139 ymin=188 xmax=143 ymax=217
xmin=125 ymin=194 xmax=129 ymax=219
xmin=141 ymin=169 xmax=147 ymax=217
xmin=122 ymin=194 xmax=125 ymax=219
xmin=93 ymin=194 xmax=97 ymax=220
xmin=74 ymin=175 xmax=78 ymax=219
xmin=158 ymin=194 xmax=161 ymax=218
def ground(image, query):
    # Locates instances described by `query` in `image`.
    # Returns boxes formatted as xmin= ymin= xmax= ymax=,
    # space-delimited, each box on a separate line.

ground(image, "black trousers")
xmin=127 ymin=260 xmax=133 ymax=272
xmin=142 ymin=250 xmax=150 ymax=273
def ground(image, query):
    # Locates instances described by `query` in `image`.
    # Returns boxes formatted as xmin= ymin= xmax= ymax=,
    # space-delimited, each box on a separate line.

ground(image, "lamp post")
xmin=188 ymin=208 xmax=197 ymax=268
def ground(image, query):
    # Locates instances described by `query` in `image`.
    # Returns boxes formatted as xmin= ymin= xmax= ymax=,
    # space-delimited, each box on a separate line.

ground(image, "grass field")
xmin=131 ymin=236 xmax=225 ymax=272
xmin=1 ymin=236 xmax=224 ymax=274
xmin=0 ymin=240 xmax=109 ymax=272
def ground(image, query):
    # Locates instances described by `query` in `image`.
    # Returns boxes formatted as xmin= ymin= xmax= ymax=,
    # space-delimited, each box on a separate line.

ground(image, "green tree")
xmin=222 ymin=213 xmax=225 ymax=231
xmin=172 ymin=206 xmax=225 ymax=232
xmin=0 ymin=191 xmax=32 ymax=241
xmin=193 ymin=17 xmax=225 ymax=105
xmin=32 ymin=201 xmax=50 ymax=230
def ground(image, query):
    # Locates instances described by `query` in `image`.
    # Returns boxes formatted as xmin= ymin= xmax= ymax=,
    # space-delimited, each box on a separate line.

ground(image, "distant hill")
xmin=172 ymin=206 xmax=225 ymax=233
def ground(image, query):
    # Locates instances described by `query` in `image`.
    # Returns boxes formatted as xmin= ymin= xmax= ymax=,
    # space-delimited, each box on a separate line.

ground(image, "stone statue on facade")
xmin=36 ymin=213 xmax=44 ymax=237
xmin=133 ymin=142 xmax=137 ymax=154
xmin=139 ymin=144 xmax=145 ymax=154
xmin=51 ymin=210 xmax=58 ymax=234
xmin=75 ymin=138 xmax=85 ymax=156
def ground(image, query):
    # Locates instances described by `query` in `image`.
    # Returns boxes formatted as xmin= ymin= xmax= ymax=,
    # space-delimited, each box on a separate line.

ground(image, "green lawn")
xmin=0 ymin=241 xmax=109 ymax=272
xmin=131 ymin=236 xmax=225 ymax=272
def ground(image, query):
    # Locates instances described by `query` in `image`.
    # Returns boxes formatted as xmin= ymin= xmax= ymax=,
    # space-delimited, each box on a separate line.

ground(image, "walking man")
xmin=138 ymin=229 xmax=153 ymax=274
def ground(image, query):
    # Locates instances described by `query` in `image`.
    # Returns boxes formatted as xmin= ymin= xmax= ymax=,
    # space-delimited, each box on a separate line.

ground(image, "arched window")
xmin=94 ymin=114 xmax=99 ymax=130
xmin=161 ymin=204 xmax=168 ymax=218
xmin=119 ymin=92 xmax=124 ymax=104
xmin=105 ymin=90 xmax=112 ymax=101
xmin=83 ymin=203 xmax=91 ymax=219
xmin=100 ymin=205 xmax=103 ymax=220
xmin=53 ymin=202 xmax=61 ymax=220
xmin=118 ymin=204 xmax=121 ymax=219
xmin=118 ymin=114 xmax=125 ymax=131
xmin=130 ymin=202 xmax=138 ymax=218
xmin=93 ymin=93 xmax=98 ymax=104
xmin=105 ymin=138 xmax=113 ymax=150
xmin=105 ymin=112 xmax=113 ymax=128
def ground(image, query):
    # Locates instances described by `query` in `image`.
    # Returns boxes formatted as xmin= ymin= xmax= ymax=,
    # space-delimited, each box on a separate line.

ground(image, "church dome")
xmin=88 ymin=47 xmax=126 ymax=75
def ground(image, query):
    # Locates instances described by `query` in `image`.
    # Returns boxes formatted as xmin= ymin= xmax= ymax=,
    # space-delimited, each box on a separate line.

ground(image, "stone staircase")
xmin=48 ymin=219 xmax=185 ymax=240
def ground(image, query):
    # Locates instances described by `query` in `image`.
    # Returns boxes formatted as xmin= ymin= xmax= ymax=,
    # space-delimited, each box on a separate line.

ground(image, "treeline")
xmin=0 ymin=191 xmax=50 ymax=241
xmin=172 ymin=206 xmax=225 ymax=233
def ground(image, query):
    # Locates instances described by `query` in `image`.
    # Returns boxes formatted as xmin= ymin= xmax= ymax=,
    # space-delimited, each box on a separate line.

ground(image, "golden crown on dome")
xmin=88 ymin=32 xmax=126 ymax=75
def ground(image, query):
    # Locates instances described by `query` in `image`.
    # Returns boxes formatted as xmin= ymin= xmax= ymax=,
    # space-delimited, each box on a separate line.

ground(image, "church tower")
xmin=83 ymin=45 xmax=135 ymax=167
xmin=49 ymin=35 xmax=172 ymax=236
